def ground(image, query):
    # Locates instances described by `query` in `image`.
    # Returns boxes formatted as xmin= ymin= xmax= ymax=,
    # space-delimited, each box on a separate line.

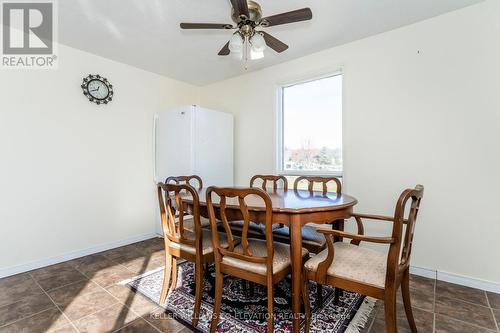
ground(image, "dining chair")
xmin=293 ymin=175 xmax=342 ymax=194
xmin=272 ymin=175 xmax=344 ymax=306
xmin=225 ymin=175 xmax=289 ymax=240
xmin=206 ymin=186 xmax=310 ymax=333
xmin=302 ymin=185 xmax=424 ymax=333
xmin=250 ymin=174 xmax=289 ymax=191
xmin=165 ymin=175 xmax=203 ymax=189
xmin=165 ymin=175 xmax=210 ymax=229
xmin=157 ymin=182 xmax=230 ymax=327
xmin=272 ymin=175 xmax=343 ymax=254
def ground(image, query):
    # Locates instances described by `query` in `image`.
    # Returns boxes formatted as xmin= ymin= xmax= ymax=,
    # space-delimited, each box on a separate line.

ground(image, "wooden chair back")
xmin=206 ymin=187 xmax=275 ymax=274
xmin=250 ymin=175 xmax=288 ymax=191
xmin=386 ymin=185 xmax=424 ymax=282
xmin=157 ymin=182 xmax=202 ymax=254
xmin=293 ymin=176 xmax=342 ymax=195
xmin=165 ymin=175 xmax=203 ymax=190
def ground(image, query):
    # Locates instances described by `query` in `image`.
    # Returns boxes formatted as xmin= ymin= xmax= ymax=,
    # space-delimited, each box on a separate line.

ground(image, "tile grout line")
xmin=435 ymin=288 xmax=494 ymax=309
xmin=437 ymin=313 xmax=498 ymax=332
xmin=109 ymin=311 xmax=165 ymax=333
xmin=68 ymin=302 xmax=119 ymax=328
xmin=434 ymin=275 xmax=498 ymax=332
xmin=90 ymin=245 xmax=186 ymax=333
xmin=39 ymin=277 xmax=89 ymax=294
xmin=436 ymin=276 xmax=496 ymax=309
xmin=0 ymin=307 xmax=55 ymax=329
xmin=0 ymin=242 xmax=162 ymax=332
xmin=72 ymin=264 xmax=154 ymax=332
xmin=485 ymin=291 xmax=500 ymax=333
xmin=28 ymin=272 xmax=81 ymax=333
xmin=43 ymin=259 xmax=140 ymax=331
xmin=50 ymin=263 xmax=125 ymax=327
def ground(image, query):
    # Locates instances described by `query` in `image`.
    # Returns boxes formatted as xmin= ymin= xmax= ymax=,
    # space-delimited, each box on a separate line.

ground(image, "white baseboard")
xmin=437 ymin=270 xmax=500 ymax=294
xmin=410 ymin=265 xmax=500 ymax=294
xmin=0 ymin=233 xmax=157 ymax=279
xmin=410 ymin=265 xmax=437 ymax=279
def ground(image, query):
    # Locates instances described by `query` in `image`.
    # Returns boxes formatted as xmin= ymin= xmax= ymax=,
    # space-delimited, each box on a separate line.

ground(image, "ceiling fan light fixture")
xmin=250 ymin=49 xmax=264 ymax=60
xmin=250 ymin=32 xmax=266 ymax=52
xmin=229 ymin=32 xmax=244 ymax=52
xmin=232 ymin=50 xmax=243 ymax=60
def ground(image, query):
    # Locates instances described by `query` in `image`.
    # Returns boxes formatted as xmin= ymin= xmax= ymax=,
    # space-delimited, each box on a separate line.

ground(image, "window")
xmin=278 ymin=74 xmax=343 ymax=176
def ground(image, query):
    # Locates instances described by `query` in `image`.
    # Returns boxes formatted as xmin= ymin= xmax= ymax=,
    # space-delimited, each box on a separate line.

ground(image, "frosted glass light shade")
xmin=232 ymin=50 xmax=243 ymax=60
xmin=250 ymin=49 xmax=264 ymax=60
xmin=229 ymin=33 xmax=243 ymax=52
xmin=250 ymin=33 xmax=266 ymax=52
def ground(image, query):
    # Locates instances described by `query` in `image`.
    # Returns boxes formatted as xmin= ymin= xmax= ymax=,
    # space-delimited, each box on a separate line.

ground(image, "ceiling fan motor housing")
xmin=232 ymin=1 xmax=263 ymax=23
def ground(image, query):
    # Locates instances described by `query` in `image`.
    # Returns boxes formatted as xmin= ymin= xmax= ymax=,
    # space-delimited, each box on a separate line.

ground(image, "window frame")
xmin=276 ymin=70 xmax=344 ymax=177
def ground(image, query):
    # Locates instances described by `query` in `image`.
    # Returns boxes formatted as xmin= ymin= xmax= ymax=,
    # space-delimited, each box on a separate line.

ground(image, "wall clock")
xmin=81 ymin=74 xmax=113 ymax=105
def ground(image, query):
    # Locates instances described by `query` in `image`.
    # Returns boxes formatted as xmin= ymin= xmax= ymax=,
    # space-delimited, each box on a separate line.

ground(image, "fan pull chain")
xmin=244 ymin=35 xmax=249 ymax=71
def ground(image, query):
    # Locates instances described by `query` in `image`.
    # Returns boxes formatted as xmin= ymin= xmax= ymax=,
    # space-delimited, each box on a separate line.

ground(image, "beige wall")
xmin=199 ymin=0 xmax=500 ymax=284
xmin=0 ymin=43 xmax=198 ymax=274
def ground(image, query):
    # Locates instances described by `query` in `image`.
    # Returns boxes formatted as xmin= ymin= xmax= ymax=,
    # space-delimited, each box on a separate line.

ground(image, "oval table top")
xmin=181 ymin=187 xmax=358 ymax=214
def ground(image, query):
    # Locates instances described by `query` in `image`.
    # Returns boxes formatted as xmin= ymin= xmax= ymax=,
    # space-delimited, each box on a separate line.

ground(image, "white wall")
xmin=199 ymin=0 xmax=500 ymax=284
xmin=0 ymin=43 xmax=198 ymax=275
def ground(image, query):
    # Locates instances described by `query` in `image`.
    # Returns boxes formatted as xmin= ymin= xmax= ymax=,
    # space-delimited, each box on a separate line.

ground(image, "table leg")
xmin=333 ymin=219 xmax=345 ymax=242
xmin=290 ymin=215 xmax=302 ymax=333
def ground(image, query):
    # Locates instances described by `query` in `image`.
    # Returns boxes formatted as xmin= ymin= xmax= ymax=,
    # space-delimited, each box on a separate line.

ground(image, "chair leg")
xmin=170 ymin=257 xmax=178 ymax=290
xmin=159 ymin=254 xmax=172 ymax=304
xmin=210 ymin=271 xmax=223 ymax=333
xmin=266 ymin=283 xmax=274 ymax=333
xmin=204 ymin=262 xmax=211 ymax=279
xmin=317 ymin=284 xmax=323 ymax=307
xmin=242 ymin=279 xmax=248 ymax=296
xmin=303 ymin=275 xmax=311 ymax=333
xmin=334 ymin=287 xmax=343 ymax=305
xmin=401 ymin=269 xmax=417 ymax=333
xmin=384 ymin=289 xmax=398 ymax=333
xmin=192 ymin=260 xmax=203 ymax=327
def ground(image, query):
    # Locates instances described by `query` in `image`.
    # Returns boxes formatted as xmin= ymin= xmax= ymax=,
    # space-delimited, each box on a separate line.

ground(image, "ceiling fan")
xmin=180 ymin=0 xmax=312 ymax=61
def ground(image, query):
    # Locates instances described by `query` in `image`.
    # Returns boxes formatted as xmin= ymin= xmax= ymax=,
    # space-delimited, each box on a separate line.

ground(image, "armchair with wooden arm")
xmin=302 ymin=185 xmax=424 ymax=333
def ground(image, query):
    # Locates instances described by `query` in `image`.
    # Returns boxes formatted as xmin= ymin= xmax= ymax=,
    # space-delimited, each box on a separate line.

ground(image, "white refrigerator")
xmin=153 ymin=105 xmax=234 ymax=234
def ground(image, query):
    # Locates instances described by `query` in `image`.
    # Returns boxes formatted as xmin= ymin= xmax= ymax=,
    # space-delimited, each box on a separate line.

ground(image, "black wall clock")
xmin=81 ymin=74 xmax=113 ymax=105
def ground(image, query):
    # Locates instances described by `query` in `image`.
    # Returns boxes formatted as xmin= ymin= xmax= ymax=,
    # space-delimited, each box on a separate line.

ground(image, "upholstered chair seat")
xmin=227 ymin=220 xmax=281 ymax=234
xmin=222 ymin=239 xmax=309 ymax=275
xmin=272 ymin=225 xmax=326 ymax=252
xmin=169 ymin=229 xmax=231 ymax=255
xmin=304 ymin=242 xmax=387 ymax=288
xmin=183 ymin=215 xmax=211 ymax=232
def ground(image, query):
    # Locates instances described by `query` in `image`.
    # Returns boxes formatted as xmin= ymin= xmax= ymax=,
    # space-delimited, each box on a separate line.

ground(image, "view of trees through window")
xmin=281 ymin=74 xmax=343 ymax=173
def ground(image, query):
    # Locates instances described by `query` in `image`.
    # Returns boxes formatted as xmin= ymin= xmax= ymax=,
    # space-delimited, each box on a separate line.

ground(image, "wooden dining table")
xmin=181 ymin=187 xmax=358 ymax=333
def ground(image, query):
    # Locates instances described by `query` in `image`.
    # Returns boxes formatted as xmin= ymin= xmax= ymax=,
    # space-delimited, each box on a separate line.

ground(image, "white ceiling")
xmin=59 ymin=0 xmax=482 ymax=86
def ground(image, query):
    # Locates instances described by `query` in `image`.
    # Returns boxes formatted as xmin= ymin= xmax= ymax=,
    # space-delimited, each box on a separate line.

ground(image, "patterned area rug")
xmin=124 ymin=261 xmax=375 ymax=333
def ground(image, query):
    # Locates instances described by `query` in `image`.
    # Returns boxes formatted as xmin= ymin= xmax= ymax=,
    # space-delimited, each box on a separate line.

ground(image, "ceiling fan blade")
xmin=218 ymin=42 xmax=230 ymax=56
xmin=261 ymin=32 xmax=288 ymax=53
xmin=180 ymin=23 xmax=233 ymax=29
xmin=261 ymin=8 xmax=312 ymax=27
xmin=230 ymin=0 xmax=249 ymax=19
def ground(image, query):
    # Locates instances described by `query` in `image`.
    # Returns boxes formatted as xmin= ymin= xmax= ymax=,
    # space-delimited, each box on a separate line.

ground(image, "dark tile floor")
xmin=0 ymin=237 xmax=498 ymax=333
